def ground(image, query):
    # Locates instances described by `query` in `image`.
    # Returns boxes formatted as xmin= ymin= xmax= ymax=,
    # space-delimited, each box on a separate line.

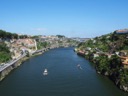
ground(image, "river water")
xmin=0 ymin=47 xmax=128 ymax=96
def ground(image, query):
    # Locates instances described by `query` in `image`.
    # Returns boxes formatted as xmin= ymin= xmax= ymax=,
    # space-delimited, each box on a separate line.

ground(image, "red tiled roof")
xmin=116 ymin=29 xmax=128 ymax=33
xmin=122 ymin=62 xmax=128 ymax=65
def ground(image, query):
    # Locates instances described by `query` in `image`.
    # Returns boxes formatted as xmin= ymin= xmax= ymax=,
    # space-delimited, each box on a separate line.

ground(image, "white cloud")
xmin=32 ymin=28 xmax=47 ymax=31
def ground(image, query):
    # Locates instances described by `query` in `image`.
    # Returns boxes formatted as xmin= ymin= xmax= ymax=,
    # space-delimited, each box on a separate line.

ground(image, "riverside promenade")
xmin=0 ymin=47 xmax=62 ymax=81
xmin=0 ymin=46 xmax=66 ymax=73
xmin=0 ymin=47 xmax=49 ymax=73
xmin=0 ymin=53 xmax=26 ymax=72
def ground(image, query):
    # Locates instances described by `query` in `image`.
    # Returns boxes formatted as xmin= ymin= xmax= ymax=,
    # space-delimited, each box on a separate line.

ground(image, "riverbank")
xmin=0 ymin=46 xmax=74 ymax=82
xmin=75 ymin=49 xmax=128 ymax=92
xmin=0 ymin=48 xmax=49 ymax=82
xmin=0 ymin=55 xmax=29 ymax=81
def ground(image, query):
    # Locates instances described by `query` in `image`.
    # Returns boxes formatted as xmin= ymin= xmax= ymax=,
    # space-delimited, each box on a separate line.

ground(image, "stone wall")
xmin=0 ymin=56 xmax=28 ymax=81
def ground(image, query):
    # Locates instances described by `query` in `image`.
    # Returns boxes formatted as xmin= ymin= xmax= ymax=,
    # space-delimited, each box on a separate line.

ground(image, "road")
xmin=0 ymin=53 xmax=26 ymax=72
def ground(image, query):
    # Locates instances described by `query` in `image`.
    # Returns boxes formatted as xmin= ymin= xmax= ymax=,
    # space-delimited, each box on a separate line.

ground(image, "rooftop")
xmin=115 ymin=29 xmax=128 ymax=34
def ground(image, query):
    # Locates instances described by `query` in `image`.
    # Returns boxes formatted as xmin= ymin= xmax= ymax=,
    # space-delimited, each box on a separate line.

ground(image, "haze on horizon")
xmin=0 ymin=0 xmax=128 ymax=38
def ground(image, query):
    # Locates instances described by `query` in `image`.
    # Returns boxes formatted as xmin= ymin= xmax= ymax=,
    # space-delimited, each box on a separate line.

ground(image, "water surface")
xmin=0 ymin=47 xmax=128 ymax=96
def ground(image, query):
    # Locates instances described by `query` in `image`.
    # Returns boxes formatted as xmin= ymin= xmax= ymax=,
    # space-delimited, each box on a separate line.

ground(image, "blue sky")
xmin=0 ymin=0 xmax=128 ymax=38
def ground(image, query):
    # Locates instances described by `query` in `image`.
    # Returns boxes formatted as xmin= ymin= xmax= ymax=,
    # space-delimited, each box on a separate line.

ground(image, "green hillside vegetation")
xmin=37 ymin=42 xmax=49 ymax=49
xmin=0 ymin=42 xmax=11 ymax=64
xmin=79 ymin=32 xmax=128 ymax=52
xmin=76 ymin=31 xmax=128 ymax=91
xmin=0 ymin=29 xmax=29 ymax=39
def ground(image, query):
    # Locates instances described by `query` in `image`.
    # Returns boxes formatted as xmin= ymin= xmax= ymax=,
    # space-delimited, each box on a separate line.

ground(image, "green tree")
xmin=0 ymin=43 xmax=11 ymax=63
xmin=95 ymin=55 xmax=109 ymax=74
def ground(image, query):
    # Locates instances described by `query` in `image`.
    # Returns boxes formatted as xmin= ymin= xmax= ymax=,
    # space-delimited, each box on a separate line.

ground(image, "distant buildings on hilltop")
xmin=115 ymin=29 xmax=128 ymax=34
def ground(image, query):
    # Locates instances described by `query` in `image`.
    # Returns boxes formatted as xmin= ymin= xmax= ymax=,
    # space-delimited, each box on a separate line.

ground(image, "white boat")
xmin=77 ymin=64 xmax=82 ymax=69
xmin=43 ymin=69 xmax=48 ymax=75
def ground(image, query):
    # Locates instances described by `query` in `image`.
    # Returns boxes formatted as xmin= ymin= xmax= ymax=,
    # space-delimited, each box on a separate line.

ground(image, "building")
xmin=115 ymin=29 xmax=128 ymax=34
xmin=120 ymin=56 xmax=128 ymax=68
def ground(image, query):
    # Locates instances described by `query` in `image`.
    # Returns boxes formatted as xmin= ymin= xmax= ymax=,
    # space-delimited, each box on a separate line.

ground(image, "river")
xmin=0 ymin=47 xmax=128 ymax=96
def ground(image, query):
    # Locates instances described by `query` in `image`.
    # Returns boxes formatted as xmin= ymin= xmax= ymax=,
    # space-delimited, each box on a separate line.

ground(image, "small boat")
xmin=43 ymin=69 xmax=48 ymax=75
xmin=77 ymin=64 xmax=80 ymax=67
xmin=77 ymin=64 xmax=82 ymax=69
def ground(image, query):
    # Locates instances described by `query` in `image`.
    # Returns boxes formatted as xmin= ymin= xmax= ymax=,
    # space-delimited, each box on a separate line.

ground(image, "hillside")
xmin=0 ymin=29 xmax=79 ymax=64
xmin=0 ymin=42 xmax=11 ymax=64
xmin=76 ymin=29 xmax=128 ymax=92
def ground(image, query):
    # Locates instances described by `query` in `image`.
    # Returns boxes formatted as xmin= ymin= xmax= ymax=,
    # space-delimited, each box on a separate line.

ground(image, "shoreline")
xmin=0 ymin=47 xmax=71 ymax=82
xmin=0 ymin=49 xmax=47 ymax=82
xmin=76 ymin=50 xmax=128 ymax=93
